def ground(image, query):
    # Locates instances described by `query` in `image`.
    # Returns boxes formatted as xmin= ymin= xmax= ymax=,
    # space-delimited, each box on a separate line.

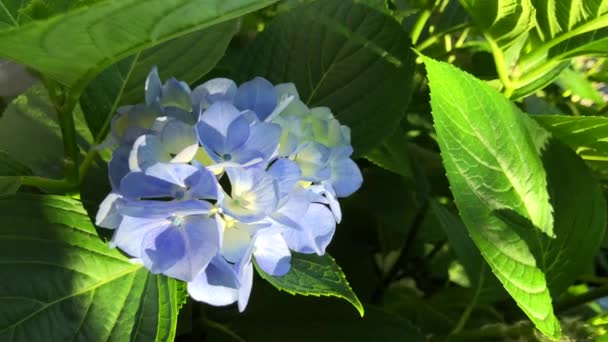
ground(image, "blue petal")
xmin=271 ymin=186 xmax=311 ymax=227
xmin=189 ymin=162 xmax=220 ymax=200
xmin=309 ymin=184 xmax=342 ymax=223
xmin=234 ymin=77 xmax=278 ymax=121
xmin=187 ymin=256 xmax=239 ymax=306
xmin=222 ymin=168 xmax=278 ymax=223
xmin=119 ymin=199 xmax=211 ymax=218
xmin=243 ymin=122 xmax=281 ymax=162
xmin=112 ymin=216 xmax=171 ymax=257
xmin=253 ymin=231 xmax=291 ymax=276
xmin=160 ymin=78 xmax=192 ymax=111
xmin=329 ymin=157 xmax=363 ymax=197
xmin=192 ymin=78 xmax=237 ymax=110
xmin=143 ymin=216 xmax=220 ymax=281
xmin=198 ymin=102 xmax=242 ymax=136
xmin=129 ymin=135 xmax=170 ymax=171
xmin=111 ymin=104 xmax=159 ymax=144
xmin=109 ymin=145 xmax=131 ymax=191
xmin=237 ymin=262 xmax=254 ymax=312
xmin=225 ymin=115 xmax=251 ymax=153
xmin=145 ymin=163 xmax=199 ymax=189
xmin=282 ymin=203 xmax=336 ymax=255
xmin=268 ymin=158 xmax=301 ymax=197
xmin=145 ymin=67 xmax=162 ymax=106
xmin=141 ymin=226 xmax=186 ymax=275
xmin=95 ymin=193 xmax=124 ymax=229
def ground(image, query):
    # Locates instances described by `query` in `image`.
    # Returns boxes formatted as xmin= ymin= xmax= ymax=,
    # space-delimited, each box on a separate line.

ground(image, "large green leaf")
xmin=80 ymin=21 xmax=237 ymax=138
xmin=458 ymin=0 xmax=535 ymax=48
xmin=424 ymin=57 xmax=559 ymax=338
xmin=0 ymin=0 xmax=278 ymax=87
xmin=532 ymin=0 xmax=608 ymax=54
xmin=0 ymin=84 xmax=92 ymax=178
xmin=237 ymin=0 xmax=416 ymax=154
xmin=254 ymin=253 xmax=364 ymax=317
xmin=0 ymin=194 xmax=185 ymax=341
xmin=534 ymin=115 xmax=608 ymax=164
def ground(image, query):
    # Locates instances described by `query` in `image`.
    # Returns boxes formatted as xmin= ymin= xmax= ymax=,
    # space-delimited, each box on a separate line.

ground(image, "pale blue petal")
xmin=145 ymin=216 xmax=220 ymax=281
xmin=120 ymin=172 xmax=177 ymax=199
xmin=222 ymin=226 xmax=251 ymax=264
xmin=295 ymin=142 xmax=331 ymax=181
xmin=111 ymin=104 xmax=158 ymax=144
xmin=330 ymin=157 xmax=363 ymax=197
xmin=189 ymin=162 xmax=220 ymax=200
xmin=196 ymin=121 xmax=227 ymax=160
xmin=244 ymin=122 xmax=281 ymax=162
xmin=282 ymin=203 xmax=335 ymax=255
xmin=141 ymin=226 xmax=186 ymax=275
xmin=234 ymin=77 xmax=278 ymax=121
xmin=271 ymin=186 xmax=311 ymax=227
xmin=309 ymin=184 xmax=342 ymax=223
xmin=145 ymin=67 xmax=162 ymax=106
xmin=145 ymin=163 xmax=199 ymax=189
xmin=119 ymin=199 xmax=211 ymax=218
xmin=225 ymin=115 xmax=251 ymax=153
xmin=160 ymin=78 xmax=192 ymax=111
xmin=112 ymin=216 xmax=171 ymax=257
xmin=95 ymin=193 xmax=124 ymax=229
xmin=187 ymin=256 xmax=239 ymax=306
xmin=268 ymin=158 xmax=301 ymax=197
xmin=198 ymin=102 xmax=242 ymax=135
xmin=222 ymin=168 xmax=278 ymax=222
xmin=160 ymin=119 xmax=198 ymax=162
xmin=192 ymin=78 xmax=237 ymax=109
xmin=129 ymin=135 xmax=170 ymax=171
xmin=237 ymin=262 xmax=254 ymax=312
xmin=253 ymin=231 xmax=291 ymax=276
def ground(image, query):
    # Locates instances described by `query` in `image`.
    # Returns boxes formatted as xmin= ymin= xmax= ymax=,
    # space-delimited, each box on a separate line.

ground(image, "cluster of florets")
xmin=96 ymin=68 xmax=362 ymax=311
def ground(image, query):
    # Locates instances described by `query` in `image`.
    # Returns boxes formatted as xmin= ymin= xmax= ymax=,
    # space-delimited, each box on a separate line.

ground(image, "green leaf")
xmin=254 ymin=253 xmax=364 ymax=317
xmin=237 ymin=0 xmax=416 ymax=154
xmin=0 ymin=0 xmax=278 ymax=87
xmin=424 ymin=57 xmax=559 ymax=338
xmin=459 ymin=0 xmax=535 ymax=48
xmin=534 ymin=115 xmax=608 ymax=164
xmin=555 ymin=67 xmax=606 ymax=106
xmin=80 ymin=21 xmax=238 ymax=138
xmin=0 ymin=150 xmax=31 ymax=195
xmin=0 ymin=194 xmax=184 ymax=341
xmin=365 ymin=128 xmax=414 ymax=181
xmin=537 ymin=140 xmax=606 ymax=297
xmin=0 ymin=84 xmax=92 ymax=178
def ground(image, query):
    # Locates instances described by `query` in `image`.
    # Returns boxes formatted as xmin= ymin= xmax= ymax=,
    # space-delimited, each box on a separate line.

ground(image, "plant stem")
xmin=21 ymin=176 xmax=75 ymax=190
xmin=203 ymin=319 xmax=246 ymax=342
xmin=410 ymin=9 xmax=432 ymax=45
xmin=449 ymin=264 xmax=486 ymax=336
xmin=57 ymin=94 xmax=80 ymax=183
xmin=485 ymin=36 xmax=514 ymax=98
xmin=371 ymin=200 xmax=430 ymax=303
xmin=416 ymin=23 xmax=470 ymax=51
xmin=555 ymin=283 xmax=608 ymax=312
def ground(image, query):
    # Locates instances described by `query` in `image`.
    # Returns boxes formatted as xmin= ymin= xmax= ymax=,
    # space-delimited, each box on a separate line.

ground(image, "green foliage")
xmin=80 ymin=21 xmax=238 ymax=138
xmin=0 ymin=194 xmax=185 ymax=341
xmin=238 ymin=0 xmax=416 ymax=154
xmin=255 ymin=253 xmax=364 ymax=317
xmin=365 ymin=128 xmax=414 ymax=182
xmin=0 ymin=0 xmax=278 ymax=87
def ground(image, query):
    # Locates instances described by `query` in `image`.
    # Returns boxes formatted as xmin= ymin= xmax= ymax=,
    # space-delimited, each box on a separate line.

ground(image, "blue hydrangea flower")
xmin=96 ymin=68 xmax=362 ymax=312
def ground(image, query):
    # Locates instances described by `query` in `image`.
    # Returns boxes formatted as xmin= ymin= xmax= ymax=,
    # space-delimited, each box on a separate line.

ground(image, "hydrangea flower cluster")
xmin=96 ymin=68 xmax=362 ymax=311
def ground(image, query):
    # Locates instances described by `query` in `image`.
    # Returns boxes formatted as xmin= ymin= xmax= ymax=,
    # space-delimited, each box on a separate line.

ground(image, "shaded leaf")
xmin=238 ymin=0 xmax=416 ymax=154
xmin=0 ymin=194 xmax=185 ymax=341
xmin=254 ymin=253 xmax=364 ymax=317
xmin=365 ymin=128 xmax=414 ymax=182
